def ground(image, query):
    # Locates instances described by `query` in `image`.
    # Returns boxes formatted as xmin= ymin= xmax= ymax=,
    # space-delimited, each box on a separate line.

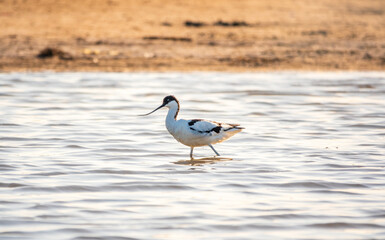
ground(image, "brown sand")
xmin=0 ymin=0 xmax=384 ymax=72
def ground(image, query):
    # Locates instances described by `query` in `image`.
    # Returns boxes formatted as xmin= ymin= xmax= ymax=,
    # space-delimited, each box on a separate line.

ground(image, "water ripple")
xmin=0 ymin=72 xmax=384 ymax=240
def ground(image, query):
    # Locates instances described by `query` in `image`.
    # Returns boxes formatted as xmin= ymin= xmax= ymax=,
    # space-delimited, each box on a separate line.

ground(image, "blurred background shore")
xmin=0 ymin=0 xmax=384 ymax=72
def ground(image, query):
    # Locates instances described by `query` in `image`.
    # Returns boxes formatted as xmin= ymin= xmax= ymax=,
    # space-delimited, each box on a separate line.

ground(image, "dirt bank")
xmin=0 ymin=0 xmax=384 ymax=72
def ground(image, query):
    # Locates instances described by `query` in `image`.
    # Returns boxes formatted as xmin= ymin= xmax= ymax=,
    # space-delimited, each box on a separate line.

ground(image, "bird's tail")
xmin=222 ymin=124 xmax=243 ymax=138
xmin=224 ymin=124 xmax=244 ymax=132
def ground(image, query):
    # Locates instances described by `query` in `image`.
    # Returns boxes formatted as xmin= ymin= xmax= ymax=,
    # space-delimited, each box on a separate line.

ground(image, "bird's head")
xmin=139 ymin=95 xmax=179 ymax=116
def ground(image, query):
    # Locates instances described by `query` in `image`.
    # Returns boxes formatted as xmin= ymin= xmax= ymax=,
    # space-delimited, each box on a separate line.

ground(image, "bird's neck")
xmin=165 ymin=103 xmax=179 ymax=129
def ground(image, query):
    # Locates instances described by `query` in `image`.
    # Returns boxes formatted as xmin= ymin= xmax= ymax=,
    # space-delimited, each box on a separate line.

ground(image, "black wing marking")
xmin=211 ymin=126 xmax=222 ymax=133
xmin=224 ymin=124 xmax=244 ymax=131
xmin=189 ymin=125 xmax=223 ymax=134
xmin=188 ymin=119 xmax=203 ymax=126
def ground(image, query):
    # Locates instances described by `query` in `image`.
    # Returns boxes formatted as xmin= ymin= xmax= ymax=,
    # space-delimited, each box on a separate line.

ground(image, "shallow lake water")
xmin=0 ymin=72 xmax=384 ymax=240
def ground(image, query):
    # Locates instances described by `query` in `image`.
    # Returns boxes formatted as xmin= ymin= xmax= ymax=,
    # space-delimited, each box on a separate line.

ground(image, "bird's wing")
xmin=187 ymin=119 xmax=220 ymax=134
xmin=187 ymin=119 xmax=242 ymax=134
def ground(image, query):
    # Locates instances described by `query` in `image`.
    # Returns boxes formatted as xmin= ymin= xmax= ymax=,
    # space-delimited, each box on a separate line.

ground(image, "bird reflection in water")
xmin=173 ymin=156 xmax=233 ymax=166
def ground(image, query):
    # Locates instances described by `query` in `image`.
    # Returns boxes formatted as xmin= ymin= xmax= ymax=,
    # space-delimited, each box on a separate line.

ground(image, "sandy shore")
xmin=1 ymin=0 xmax=384 ymax=72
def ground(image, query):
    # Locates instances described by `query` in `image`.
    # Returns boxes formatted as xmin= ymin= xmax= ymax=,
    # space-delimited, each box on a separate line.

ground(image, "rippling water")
xmin=1 ymin=72 xmax=384 ymax=240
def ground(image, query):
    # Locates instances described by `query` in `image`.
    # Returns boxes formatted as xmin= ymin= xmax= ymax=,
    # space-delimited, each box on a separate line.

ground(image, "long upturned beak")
xmin=139 ymin=103 xmax=166 ymax=116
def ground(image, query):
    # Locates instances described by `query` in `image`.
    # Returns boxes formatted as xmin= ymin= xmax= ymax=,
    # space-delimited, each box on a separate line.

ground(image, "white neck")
xmin=165 ymin=101 xmax=179 ymax=131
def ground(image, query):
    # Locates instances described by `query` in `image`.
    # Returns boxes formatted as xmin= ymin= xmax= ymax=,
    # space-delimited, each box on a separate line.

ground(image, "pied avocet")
xmin=140 ymin=95 xmax=243 ymax=158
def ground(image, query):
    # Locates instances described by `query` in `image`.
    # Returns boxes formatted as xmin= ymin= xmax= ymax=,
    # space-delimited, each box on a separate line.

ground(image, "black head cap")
xmin=162 ymin=95 xmax=178 ymax=105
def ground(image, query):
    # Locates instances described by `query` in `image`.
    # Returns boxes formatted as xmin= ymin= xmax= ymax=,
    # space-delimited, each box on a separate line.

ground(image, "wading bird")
xmin=140 ymin=95 xmax=243 ymax=158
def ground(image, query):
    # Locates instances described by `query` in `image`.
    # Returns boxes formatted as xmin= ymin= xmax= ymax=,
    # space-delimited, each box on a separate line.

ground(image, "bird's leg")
xmin=208 ymin=144 xmax=220 ymax=156
xmin=190 ymin=147 xmax=194 ymax=159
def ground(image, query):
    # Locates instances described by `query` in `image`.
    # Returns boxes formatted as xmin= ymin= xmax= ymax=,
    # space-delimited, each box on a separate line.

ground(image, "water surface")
xmin=0 ymin=72 xmax=384 ymax=240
